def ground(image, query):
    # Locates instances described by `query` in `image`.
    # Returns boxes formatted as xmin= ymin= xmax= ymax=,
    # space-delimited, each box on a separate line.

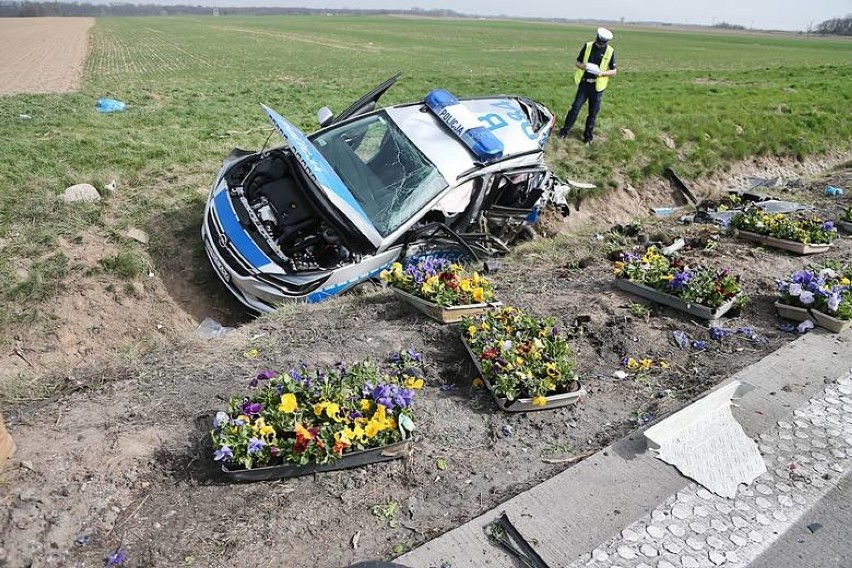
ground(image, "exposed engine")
xmin=225 ymin=150 xmax=353 ymax=271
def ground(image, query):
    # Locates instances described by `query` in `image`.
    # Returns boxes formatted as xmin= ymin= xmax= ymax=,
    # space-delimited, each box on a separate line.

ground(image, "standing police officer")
xmin=558 ymin=28 xmax=617 ymax=145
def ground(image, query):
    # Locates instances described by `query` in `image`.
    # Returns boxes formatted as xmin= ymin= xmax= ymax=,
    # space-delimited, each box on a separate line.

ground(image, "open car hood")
xmin=261 ymin=104 xmax=383 ymax=249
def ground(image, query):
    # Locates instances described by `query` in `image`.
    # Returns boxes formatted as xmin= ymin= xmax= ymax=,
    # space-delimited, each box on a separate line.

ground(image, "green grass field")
xmin=0 ymin=15 xmax=850 ymax=332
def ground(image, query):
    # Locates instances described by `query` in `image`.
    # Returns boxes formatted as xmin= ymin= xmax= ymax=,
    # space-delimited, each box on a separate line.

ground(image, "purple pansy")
xmin=249 ymin=369 xmax=276 ymax=387
xmin=247 ymin=437 xmax=266 ymax=455
xmin=241 ymin=399 xmax=263 ymax=416
xmin=827 ymin=291 xmax=841 ymax=312
xmin=214 ymin=446 xmax=234 ymax=461
xmin=106 ymin=549 xmax=127 ymax=566
xmin=213 ymin=411 xmax=229 ymax=430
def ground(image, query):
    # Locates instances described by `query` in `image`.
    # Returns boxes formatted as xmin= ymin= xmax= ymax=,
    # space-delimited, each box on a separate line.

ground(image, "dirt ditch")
xmin=1 ymin=164 xmax=850 ymax=566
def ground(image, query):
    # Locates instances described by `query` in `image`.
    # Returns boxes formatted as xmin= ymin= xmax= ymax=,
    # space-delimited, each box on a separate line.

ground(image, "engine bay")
xmin=224 ymin=150 xmax=353 ymax=272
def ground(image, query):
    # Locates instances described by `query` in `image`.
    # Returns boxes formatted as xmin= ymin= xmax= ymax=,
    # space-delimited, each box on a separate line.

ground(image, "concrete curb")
xmin=400 ymin=329 xmax=852 ymax=568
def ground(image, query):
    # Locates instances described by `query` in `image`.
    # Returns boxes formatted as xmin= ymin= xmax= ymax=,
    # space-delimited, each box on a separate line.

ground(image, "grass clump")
xmin=100 ymin=246 xmax=146 ymax=279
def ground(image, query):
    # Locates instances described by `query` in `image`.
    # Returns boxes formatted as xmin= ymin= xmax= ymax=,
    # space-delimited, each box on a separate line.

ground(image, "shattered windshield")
xmin=312 ymin=112 xmax=447 ymax=236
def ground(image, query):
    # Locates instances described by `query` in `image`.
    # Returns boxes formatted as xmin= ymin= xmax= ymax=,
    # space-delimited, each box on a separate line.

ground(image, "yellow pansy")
xmin=251 ymin=417 xmax=267 ymax=435
xmin=459 ymin=278 xmax=473 ymax=292
xmin=243 ymin=348 xmax=259 ymax=359
xmin=472 ymin=288 xmax=485 ymax=303
xmin=659 ymin=361 xmax=671 ymax=369
xmin=639 ymin=358 xmax=653 ymax=371
xmin=364 ymin=421 xmax=380 ymax=438
xmin=468 ymin=325 xmax=477 ymax=338
xmin=404 ymin=377 xmax=425 ymax=390
xmin=278 ymin=393 xmax=298 ymax=413
xmin=841 ymin=277 xmax=851 ymax=286
xmin=531 ymin=396 xmax=548 ymax=407
xmin=259 ymin=424 xmax=276 ymax=438
xmin=359 ymin=399 xmax=372 ymax=412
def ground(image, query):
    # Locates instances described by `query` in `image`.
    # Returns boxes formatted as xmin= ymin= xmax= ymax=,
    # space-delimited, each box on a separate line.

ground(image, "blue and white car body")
xmin=202 ymin=76 xmax=567 ymax=313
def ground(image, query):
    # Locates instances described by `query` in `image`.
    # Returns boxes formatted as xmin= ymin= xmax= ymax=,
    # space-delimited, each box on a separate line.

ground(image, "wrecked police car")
xmin=202 ymin=75 xmax=574 ymax=312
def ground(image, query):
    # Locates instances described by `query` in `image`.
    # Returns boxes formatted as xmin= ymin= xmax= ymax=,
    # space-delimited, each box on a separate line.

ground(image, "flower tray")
xmin=461 ymin=338 xmax=585 ymax=412
xmin=810 ymin=309 xmax=852 ymax=334
xmin=391 ymin=287 xmax=503 ymax=324
xmin=220 ymin=440 xmax=412 ymax=482
xmin=774 ymin=301 xmax=811 ymax=323
xmin=838 ymin=221 xmax=852 ymax=234
xmin=734 ymin=230 xmax=831 ymax=255
xmin=615 ymin=279 xmax=740 ymax=321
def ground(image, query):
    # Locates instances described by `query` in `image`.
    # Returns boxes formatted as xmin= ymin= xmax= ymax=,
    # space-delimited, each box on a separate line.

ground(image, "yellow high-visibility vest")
xmin=574 ymin=42 xmax=614 ymax=92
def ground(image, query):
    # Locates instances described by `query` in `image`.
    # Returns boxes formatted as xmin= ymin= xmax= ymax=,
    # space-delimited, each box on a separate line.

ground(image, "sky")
xmin=195 ymin=0 xmax=850 ymax=31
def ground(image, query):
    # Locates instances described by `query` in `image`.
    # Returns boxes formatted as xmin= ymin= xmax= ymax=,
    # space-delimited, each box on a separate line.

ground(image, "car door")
xmin=331 ymin=73 xmax=401 ymax=124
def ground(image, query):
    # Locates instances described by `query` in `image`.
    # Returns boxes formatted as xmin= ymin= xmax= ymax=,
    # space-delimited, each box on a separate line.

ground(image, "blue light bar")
xmin=424 ymin=89 xmax=504 ymax=163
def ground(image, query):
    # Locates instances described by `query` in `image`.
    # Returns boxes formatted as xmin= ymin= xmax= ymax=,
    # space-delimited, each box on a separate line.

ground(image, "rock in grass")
xmin=62 ymin=183 xmax=100 ymax=203
xmin=126 ymin=228 xmax=149 ymax=245
xmin=621 ymin=128 xmax=635 ymax=141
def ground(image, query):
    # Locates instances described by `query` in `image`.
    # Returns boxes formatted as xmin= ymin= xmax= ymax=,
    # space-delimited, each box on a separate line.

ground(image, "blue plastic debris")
xmin=825 ymin=186 xmax=844 ymax=197
xmin=96 ymin=98 xmax=126 ymax=113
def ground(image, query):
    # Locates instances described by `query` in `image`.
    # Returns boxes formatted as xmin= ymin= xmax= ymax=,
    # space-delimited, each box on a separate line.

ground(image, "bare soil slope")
xmin=0 ymin=17 xmax=93 ymax=95
xmin=0 ymin=167 xmax=849 ymax=567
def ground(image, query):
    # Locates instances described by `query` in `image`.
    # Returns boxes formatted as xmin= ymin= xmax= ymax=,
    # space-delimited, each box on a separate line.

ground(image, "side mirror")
xmin=317 ymin=107 xmax=334 ymax=128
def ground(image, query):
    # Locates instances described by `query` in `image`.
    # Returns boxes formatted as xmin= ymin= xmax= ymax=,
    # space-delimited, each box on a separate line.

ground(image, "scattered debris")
xmin=664 ymin=167 xmax=699 ymax=206
xmin=486 ymin=512 xmax=551 ymax=568
xmin=105 ymin=179 xmax=118 ymax=193
xmin=825 ymin=186 xmax=844 ymax=197
xmin=125 ymin=228 xmax=149 ymax=245
xmin=659 ymin=134 xmax=677 ymax=150
xmin=644 ymin=381 xmax=765 ymax=498
xmin=18 ymin=114 xmax=31 ymax=120
xmin=613 ymin=370 xmax=629 ymax=380
xmin=540 ymin=448 xmax=596 ymax=465
xmin=76 ymin=535 xmax=91 ymax=547
xmin=351 ymin=531 xmax=360 ymax=549
xmin=691 ymin=340 xmax=707 ymax=351
xmin=651 ymin=206 xmax=688 ymax=217
xmin=797 ymin=320 xmax=815 ymax=334
xmin=96 ymin=98 xmax=126 ymax=113
xmin=498 ymin=424 xmax=513 ymax=438
xmin=806 ymin=523 xmax=823 ymax=534
xmin=661 ymin=238 xmax=686 ymax=255
xmin=636 ymin=411 xmax=654 ymax=427
xmin=62 ymin=183 xmax=100 ymax=203
xmin=435 ymin=457 xmax=448 ymax=471
xmin=621 ymin=128 xmax=635 ymax=141
xmin=195 ymin=317 xmax=234 ymax=339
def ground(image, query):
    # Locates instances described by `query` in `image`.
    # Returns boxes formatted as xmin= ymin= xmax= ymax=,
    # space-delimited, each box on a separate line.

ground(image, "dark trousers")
xmin=561 ymin=82 xmax=604 ymax=142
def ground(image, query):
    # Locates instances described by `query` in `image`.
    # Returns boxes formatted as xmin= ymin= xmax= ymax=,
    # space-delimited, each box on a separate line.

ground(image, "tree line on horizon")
xmin=0 ymin=2 xmax=464 ymax=18
xmin=0 ymin=1 xmax=849 ymax=36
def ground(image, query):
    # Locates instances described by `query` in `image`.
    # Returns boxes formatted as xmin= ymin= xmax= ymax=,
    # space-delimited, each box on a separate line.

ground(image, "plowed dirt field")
xmin=0 ymin=17 xmax=93 ymax=95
